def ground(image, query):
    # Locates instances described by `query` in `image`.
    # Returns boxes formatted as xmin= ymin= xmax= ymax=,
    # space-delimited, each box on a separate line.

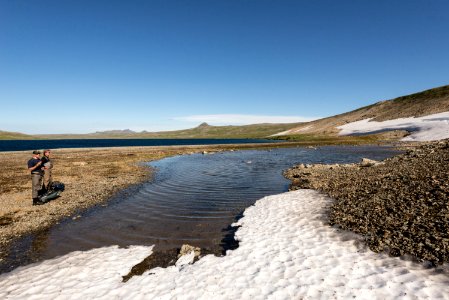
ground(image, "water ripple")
xmin=9 ymin=146 xmax=401 ymax=265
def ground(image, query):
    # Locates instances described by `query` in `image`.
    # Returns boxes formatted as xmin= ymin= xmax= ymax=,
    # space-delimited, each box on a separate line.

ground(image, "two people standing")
xmin=27 ymin=149 xmax=53 ymax=205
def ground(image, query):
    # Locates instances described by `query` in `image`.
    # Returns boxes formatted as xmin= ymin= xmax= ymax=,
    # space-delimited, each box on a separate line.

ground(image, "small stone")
xmin=359 ymin=158 xmax=379 ymax=167
xmin=178 ymin=244 xmax=201 ymax=259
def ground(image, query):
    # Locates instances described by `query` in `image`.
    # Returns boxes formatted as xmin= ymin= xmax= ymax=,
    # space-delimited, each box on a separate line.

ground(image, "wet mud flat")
xmin=0 ymin=145 xmax=399 ymax=274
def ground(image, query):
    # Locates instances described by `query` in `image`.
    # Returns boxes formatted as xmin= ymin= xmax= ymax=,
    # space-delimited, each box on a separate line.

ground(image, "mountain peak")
xmin=197 ymin=122 xmax=210 ymax=128
xmin=94 ymin=129 xmax=136 ymax=134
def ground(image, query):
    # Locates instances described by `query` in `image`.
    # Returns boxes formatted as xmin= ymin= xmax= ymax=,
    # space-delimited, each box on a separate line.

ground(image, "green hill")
xmin=5 ymin=84 xmax=448 ymax=141
xmin=34 ymin=122 xmax=303 ymax=139
xmin=0 ymin=130 xmax=34 ymax=140
xmin=276 ymin=84 xmax=449 ymax=137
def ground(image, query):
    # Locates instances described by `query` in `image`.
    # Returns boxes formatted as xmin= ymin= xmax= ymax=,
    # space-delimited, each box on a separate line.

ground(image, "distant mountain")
xmin=275 ymin=84 xmax=449 ymax=138
xmin=92 ymin=129 xmax=137 ymax=135
xmin=0 ymin=130 xmax=34 ymax=140
xmin=5 ymin=84 xmax=448 ymax=141
xmin=34 ymin=122 xmax=304 ymax=140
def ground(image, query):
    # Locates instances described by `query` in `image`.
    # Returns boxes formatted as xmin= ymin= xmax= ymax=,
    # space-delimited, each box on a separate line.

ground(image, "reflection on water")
xmin=2 ymin=146 xmax=399 ymax=273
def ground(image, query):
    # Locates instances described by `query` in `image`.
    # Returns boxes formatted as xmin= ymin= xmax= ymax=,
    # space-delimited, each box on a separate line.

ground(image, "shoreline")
xmin=0 ymin=143 xmax=265 ymax=255
xmin=285 ymin=139 xmax=449 ymax=264
xmin=1 ymin=140 xmax=380 ymax=265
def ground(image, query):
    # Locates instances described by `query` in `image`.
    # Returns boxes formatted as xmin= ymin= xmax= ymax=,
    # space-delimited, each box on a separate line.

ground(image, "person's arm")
xmin=41 ymin=157 xmax=48 ymax=170
xmin=28 ymin=160 xmax=42 ymax=172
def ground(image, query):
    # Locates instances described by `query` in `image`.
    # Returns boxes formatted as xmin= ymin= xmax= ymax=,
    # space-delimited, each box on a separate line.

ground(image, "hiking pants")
xmin=31 ymin=173 xmax=43 ymax=198
xmin=43 ymin=169 xmax=52 ymax=190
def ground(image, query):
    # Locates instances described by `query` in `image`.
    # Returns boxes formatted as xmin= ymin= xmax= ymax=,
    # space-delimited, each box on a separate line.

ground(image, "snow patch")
xmin=271 ymin=125 xmax=313 ymax=136
xmin=0 ymin=245 xmax=153 ymax=299
xmin=1 ymin=190 xmax=448 ymax=299
xmin=337 ymin=111 xmax=449 ymax=141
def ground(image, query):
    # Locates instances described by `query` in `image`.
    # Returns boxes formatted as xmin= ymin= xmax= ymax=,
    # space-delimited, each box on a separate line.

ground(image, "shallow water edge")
xmin=0 ymin=144 xmax=400 ymax=274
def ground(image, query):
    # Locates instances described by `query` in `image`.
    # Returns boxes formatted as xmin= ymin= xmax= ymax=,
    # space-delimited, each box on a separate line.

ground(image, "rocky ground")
xmin=285 ymin=139 xmax=449 ymax=265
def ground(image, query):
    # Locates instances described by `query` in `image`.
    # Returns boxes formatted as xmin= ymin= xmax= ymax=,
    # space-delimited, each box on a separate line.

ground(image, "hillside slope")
xmin=277 ymin=85 xmax=449 ymax=137
xmin=35 ymin=122 xmax=303 ymax=139
xmin=5 ymin=84 xmax=448 ymax=141
xmin=0 ymin=130 xmax=34 ymax=140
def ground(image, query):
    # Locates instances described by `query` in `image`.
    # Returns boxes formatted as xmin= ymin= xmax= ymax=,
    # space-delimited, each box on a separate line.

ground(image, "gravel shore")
xmin=285 ymin=139 xmax=449 ymax=264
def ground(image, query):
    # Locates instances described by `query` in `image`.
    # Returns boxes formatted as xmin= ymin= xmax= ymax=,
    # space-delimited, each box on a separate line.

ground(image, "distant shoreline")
xmin=0 ymin=138 xmax=275 ymax=152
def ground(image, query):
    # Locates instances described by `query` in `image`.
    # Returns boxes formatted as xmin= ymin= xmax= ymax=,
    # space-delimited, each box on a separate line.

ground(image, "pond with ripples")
xmin=2 ymin=145 xmax=400 ymax=273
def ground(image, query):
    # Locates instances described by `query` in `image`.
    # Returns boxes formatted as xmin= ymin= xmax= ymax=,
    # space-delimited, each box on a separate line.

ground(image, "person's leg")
xmin=31 ymin=174 xmax=39 ymax=199
xmin=43 ymin=170 xmax=50 ymax=191
xmin=48 ymin=170 xmax=53 ymax=186
xmin=32 ymin=174 xmax=43 ymax=205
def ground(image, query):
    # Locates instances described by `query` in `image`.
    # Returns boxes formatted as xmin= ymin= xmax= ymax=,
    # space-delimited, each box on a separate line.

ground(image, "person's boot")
xmin=32 ymin=198 xmax=43 ymax=206
xmin=38 ymin=188 xmax=45 ymax=196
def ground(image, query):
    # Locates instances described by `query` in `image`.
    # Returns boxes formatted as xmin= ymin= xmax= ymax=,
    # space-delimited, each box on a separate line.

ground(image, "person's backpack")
xmin=49 ymin=181 xmax=65 ymax=192
xmin=39 ymin=181 xmax=65 ymax=203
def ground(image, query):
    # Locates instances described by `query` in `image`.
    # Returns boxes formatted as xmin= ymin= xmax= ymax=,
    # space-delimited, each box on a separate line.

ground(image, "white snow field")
xmin=337 ymin=111 xmax=449 ymax=141
xmin=1 ymin=190 xmax=448 ymax=299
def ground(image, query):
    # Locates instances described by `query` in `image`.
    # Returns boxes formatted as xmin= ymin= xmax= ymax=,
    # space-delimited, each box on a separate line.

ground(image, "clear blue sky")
xmin=1 ymin=0 xmax=448 ymax=134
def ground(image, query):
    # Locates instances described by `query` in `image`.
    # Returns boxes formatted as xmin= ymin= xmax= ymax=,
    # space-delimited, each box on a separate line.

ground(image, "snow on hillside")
xmin=338 ymin=111 xmax=449 ymax=141
xmin=269 ymin=125 xmax=313 ymax=137
xmin=1 ymin=190 xmax=448 ymax=299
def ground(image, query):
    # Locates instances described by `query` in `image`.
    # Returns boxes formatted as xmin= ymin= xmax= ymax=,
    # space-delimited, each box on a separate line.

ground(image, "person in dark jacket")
xmin=27 ymin=150 xmax=43 ymax=205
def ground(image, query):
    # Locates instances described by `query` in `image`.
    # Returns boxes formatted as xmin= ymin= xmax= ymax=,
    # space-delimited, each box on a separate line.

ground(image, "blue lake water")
xmin=0 ymin=138 xmax=273 ymax=152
